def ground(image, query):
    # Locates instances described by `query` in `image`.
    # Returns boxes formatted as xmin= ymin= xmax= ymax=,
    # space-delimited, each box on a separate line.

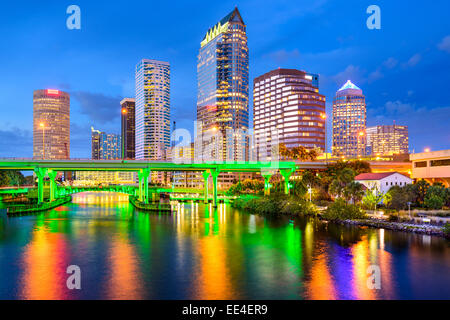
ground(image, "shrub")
xmin=424 ymin=194 xmax=444 ymax=210
xmin=443 ymin=223 xmax=450 ymax=236
xmin=387 ymin=214 xmax=399 ymax=222
xmin=322 ymin=198 xmax=367 ymax=221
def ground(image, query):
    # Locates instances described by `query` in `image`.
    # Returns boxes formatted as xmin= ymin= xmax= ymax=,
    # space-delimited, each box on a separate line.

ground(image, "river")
xmin=0 ymin=192 xmax=449 ymax=299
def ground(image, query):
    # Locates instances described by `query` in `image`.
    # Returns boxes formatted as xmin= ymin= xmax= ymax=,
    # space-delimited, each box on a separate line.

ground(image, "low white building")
xmin=355 ymin=172 xmax=412 ymax=195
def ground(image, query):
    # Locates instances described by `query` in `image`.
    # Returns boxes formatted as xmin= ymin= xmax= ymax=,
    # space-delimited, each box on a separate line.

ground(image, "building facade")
xmin=355 ymin=172 xmax=412 ymax=195
xmin=366 ymin=124 xmax=409 ymax=156
xmin=33 ymin=89 xmax=70 ymax=160
xmin=253 ymin=69 xmax=326 ymax=160
xmin=120 ymin=98 xmax=136 ymax=159
xmin=332 ymin=80 xmax=366 ymax=158
xmin=135 ymin=59 xmax=170 ymax=161
xmin=91 ymin=127 xmax=121 ymax=160
xmin=410 ymin=149 xmax=450 ymax=187
xmin=196 ymin=7 xmax=249 ymax=163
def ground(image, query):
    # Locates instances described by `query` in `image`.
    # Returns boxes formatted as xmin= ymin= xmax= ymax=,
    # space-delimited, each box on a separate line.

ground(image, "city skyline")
xmin=0 ymin=1 xmax=449 ymax=158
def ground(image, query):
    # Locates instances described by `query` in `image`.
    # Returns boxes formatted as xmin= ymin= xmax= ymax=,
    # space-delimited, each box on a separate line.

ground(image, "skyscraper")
xmin=120 ymin=98 xmax=135 ymax=159
xmin=135 ymin=59 xmax=170 ymax=161
xmin=253 ymin=69 xmax=326 ymax=160
xmin=196 ymin=7 xmax=249 ymax=163
xmin=33 ymin=89 xmax=70 ymax=160
xmin=366 ymin=124 xmax=409 ymax=156
xmin=332 ymin=80 xmax=366 ymax=158
xmin=91 ymin=127 xmax=121 ymax=160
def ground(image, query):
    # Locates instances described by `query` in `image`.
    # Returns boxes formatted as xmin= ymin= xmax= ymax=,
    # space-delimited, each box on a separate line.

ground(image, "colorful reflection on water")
xmin=0 ymin=192 xmax=449 ymax=300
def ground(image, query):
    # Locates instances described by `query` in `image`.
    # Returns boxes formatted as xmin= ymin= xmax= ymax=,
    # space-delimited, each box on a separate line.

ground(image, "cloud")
xmin=368 ymin=103 xmax=450 ymax=151
xmin=438 ymin=35 xmax=450 ymax=53
xmin=331 ymin=65 xmax=366 ymax=87
xmin=71 ymin=91 xmax=122 ymax=124
xmin=384 ymin=100 xmax=414 ymax=114
xmin=383 ymin=57 xmax=398 ymax=69
xmin=368 ymin=69 xmax=383 ymax=83
xmin=403 ymin=53 xmax=421 ymax=67
xmin=265 ymin=49 xmax=300 ymax=63
xmin=0 ymin=127 xmax=32 ymax=158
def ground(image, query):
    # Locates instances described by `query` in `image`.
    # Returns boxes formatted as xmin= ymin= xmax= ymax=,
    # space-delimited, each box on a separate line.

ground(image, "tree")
xmin=329 ymin=168 xmax=356 ymax=199
xmin=424 ymin=185 xmax=446 ymax=209
xmin=343 ymin=181 xmax=365 ymax=204
xmin=387 ymin=185 xmax=411 ymax=210
xmin=415 ymin=179 xmax=430 ymax=205
xmin=362 ymin=188 xmax=386 ymax=210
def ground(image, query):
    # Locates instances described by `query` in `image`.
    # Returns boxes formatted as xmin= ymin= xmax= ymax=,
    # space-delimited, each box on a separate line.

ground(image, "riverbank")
xmin=231 ymin=195 xmax=450 ymax=239
xmin=129 ymin=196 xmax=172 ymax=213
xmin=325 ymin=217 xmax=449 ymax=238
xmin=6 ymin=196 xmax=72 ymax=215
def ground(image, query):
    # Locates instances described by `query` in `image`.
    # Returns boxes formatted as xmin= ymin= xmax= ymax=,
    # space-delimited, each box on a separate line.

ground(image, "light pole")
xmin=39 ymin=122 xmax=46 ymax=160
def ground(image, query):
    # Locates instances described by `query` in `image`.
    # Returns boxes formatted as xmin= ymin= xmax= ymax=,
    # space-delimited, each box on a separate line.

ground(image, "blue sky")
xmin=0 ymin=0 xmax=449 ymax=158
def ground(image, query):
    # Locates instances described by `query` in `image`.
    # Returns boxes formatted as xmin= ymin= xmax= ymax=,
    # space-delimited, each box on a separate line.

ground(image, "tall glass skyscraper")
xmin=91 ymin=127 xmax=121 ymax=160
xmin=332 ymin=80 xmax=366 ymax=158
xmin=33 ymin=89 xmax=70 ymax=160
xmin=196 ymin=7 xmax=249 ymax=164
xmin=366 ymin=124 xmax=409 ymax=156
xmin=135 ymin=59 xmax=170 ymax=161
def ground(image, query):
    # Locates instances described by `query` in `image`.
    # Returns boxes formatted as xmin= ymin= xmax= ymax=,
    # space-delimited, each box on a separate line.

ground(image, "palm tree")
xmin=344 ymin=181 xmax=365 ymax=204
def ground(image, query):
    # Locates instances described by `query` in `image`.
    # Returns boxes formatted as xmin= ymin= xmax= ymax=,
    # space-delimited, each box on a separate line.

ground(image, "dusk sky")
xmin=0 ymin=0 xmax=449 ymax=158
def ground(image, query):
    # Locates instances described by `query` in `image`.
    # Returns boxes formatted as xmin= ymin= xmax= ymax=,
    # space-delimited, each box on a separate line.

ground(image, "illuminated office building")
xmin=135 ymin=59 xmax=170 ymax=161
xmin=91 ymin=127 xmax=121 ymax=160
xmin=253 ymin=69 xmax=326 ymax=160
xmin=120 ymin=98 xmax=135 ymax=159
xmin=366 ymin=124 xmax=409 ymax=156
xmin=332 ymin=80 xmax=366 ymax=158
xmin=196 ymin=7 xmax=249 ymax=162
xmin=195 ymin=7 xmax=250 ymax=188
xmin=33 ymin=89 xmax=70 ymax=160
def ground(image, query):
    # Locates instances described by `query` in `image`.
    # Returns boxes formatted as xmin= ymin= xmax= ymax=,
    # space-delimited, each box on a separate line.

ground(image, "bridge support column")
xmin=48 ymin=170 xmax=58 ymax=202
xmin=280 ymin=168 xmax=295 ymax=195
xmin=261 ymin=169 xmax=275 ymax=197
xmin=34 ymin=167 xmax=47 ymax=204
xmin=211 ymin=169 xmax=220 ymax=208
xmin=138 ymin=168 xmax=151 ymax=204
xmin=202 ymin=170 xmax=210 ymax=204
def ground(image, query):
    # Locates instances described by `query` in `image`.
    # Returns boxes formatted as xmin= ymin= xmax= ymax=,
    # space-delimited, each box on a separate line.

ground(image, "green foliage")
xmin=387 ymin=185 xmax=411 ymax=210
xmin=232 ymin=195 xmax=317 ymax=217
xmin=443 ymin=223 xmax=450 ymax=235
xmin=226 ymin=179 xmax=264 ymax=196
xmin=0 ymin=170 xmax=25 ymax=187
xmin=328 ymin=167 xmax=355 ymax=199
xmin=278 ymin=143 xmax=318 ymax=161
xmin=424 ymin=194 xmax=444 ymax=210
xmin=343 ymin=181 xmax=365 ymax=204
xmin=362 ymin=188 xmax=385 ymax=210
xmin=322 ymin=198 xmax=367 ymax=221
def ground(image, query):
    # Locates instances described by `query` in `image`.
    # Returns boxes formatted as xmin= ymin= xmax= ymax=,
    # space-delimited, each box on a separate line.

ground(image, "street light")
xmin=39 ymin=122 xmax=46 ymax=160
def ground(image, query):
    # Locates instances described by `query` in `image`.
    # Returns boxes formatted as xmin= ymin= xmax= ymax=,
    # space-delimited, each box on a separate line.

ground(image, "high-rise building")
xmin=196 ymin=7 xmax=249 ymax=163
xmin=366 ymin=124 xmax=409 ymax=156
xmin=91 ymin=127 xmax=121 ymax=160
xmin=120 ymin=98 xmax=135 ymax=159
xmin=135 ymin=59 xmax=170 ymax=161
xmin=91 ymin=127 xmax=101 ymax=160
xmin=253 ymin=69 xmax=326 ymax=160
xmin=33 ymin=89 xmax=70 ymax=160
xmin=332 ymin=80 xmax=366 ymax=158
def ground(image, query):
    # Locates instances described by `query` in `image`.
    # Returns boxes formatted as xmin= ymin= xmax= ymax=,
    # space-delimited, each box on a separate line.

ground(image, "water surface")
xmin=0 ymin=192 xmax=449 ymax=300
